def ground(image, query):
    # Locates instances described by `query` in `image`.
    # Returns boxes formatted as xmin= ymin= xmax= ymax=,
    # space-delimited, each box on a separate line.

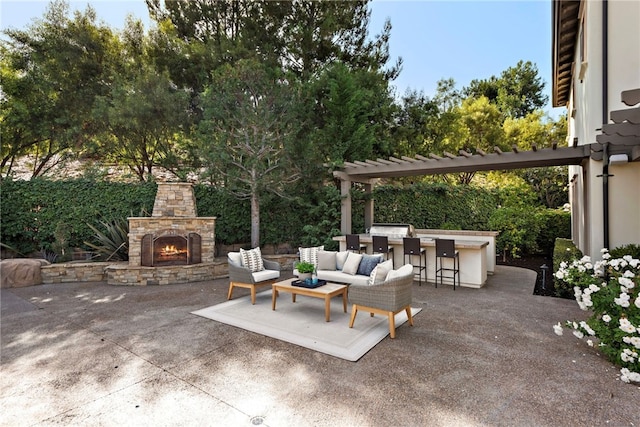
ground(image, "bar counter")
xmin=333 ymin=234 xmax=490 ymax=288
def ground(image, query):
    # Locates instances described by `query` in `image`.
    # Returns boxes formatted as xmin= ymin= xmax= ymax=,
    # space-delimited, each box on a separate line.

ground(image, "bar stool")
xmin=346 ymin=234 xmax=367 ymax=253
xmin=372 ymin=235 xmax=394 ymax=267
xmin=403 ymin=237 xmax=427 ymax=286
xmin=435 ymin=238 xmax=459 ymax=290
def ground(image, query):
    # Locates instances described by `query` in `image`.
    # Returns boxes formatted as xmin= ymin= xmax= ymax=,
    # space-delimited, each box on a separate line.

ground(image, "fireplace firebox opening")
xmin=141 ymin=231 xmax=202 ymax=267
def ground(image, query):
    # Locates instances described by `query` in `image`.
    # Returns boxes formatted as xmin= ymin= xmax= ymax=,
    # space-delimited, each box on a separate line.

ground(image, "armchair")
xmin=348 ymin=266 xmax=414 ymax=338
xmin=227 ymin=251 xmax=280 ymax=304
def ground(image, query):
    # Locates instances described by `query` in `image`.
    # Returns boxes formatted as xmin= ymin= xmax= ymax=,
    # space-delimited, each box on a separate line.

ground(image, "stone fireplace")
xmin=106 ymin=183 xmax=217 ymax=285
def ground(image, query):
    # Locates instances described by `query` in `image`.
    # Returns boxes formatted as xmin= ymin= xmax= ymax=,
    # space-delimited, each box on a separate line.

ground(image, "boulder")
xmin=0 ymin=259 xmax=50 ymax=288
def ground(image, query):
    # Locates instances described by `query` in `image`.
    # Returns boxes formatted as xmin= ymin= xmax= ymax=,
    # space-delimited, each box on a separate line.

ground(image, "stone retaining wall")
xmin=38 ymin=254 xmax=298 ymax=286
xmin=41 ymin=262 xmax=116 ymax=284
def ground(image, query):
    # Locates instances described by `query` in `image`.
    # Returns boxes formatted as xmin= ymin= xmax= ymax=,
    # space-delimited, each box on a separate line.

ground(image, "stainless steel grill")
xmin=368 ymin=223 xmax=415 ymax=239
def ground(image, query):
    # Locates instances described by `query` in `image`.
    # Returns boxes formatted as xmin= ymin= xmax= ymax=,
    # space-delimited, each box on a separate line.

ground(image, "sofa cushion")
xmin=356 ymin=254 xmax=383 ymax=276
xmin=317 ymin=270 xmax=370 ymax=286
xmin=317 ymin=250 xmax=337 ymax=271
xmin=252 ymin=268 xmax=280 ymax=282
xmin=342 ymin=252 xmax=363 ymax=275
xmin=336 ymin=251 xmax=349 ymax=270
xmin=367 ymin=259 xmax=393 ymax=286
xmin=240 ymin=247 xmax=264 ymax=272
xmin=299 ymin=246 xmax=324 ymax=266
xmin=386 ymin=263 xmax=414 ymax=281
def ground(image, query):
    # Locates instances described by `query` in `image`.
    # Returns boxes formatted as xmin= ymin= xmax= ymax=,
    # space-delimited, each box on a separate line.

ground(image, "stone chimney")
xmin=152 ymin=182 xmax=197 ymax=217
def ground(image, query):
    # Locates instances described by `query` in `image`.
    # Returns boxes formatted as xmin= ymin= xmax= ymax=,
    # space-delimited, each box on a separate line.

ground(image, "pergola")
xmin=333 ymin=123 xmax=640 ymax=234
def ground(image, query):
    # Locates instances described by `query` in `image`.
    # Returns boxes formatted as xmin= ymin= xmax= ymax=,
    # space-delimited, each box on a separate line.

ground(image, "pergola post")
xmin=339 ymin=174 xmax=352 ymax=234
xmin=364 ymin=182 xmax=374 ymax=232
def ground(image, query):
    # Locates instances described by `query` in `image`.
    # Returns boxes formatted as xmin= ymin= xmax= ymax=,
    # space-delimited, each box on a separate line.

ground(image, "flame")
xmin=161 ymin=245 xmax=180 ymax=255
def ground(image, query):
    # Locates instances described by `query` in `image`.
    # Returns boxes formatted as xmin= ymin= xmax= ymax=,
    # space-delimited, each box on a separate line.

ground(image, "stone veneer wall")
xmin=105 ymin=262 xmax=226 ymax=286
xmin=152 ymin=182 xmax=197 ymax=217
xmin=39 ymin=254 xmax=297 ymax=286
xmin=41 ymin=262 xmax=118 ymax=284
xmin=128 ymin=217 xmax=216 ymax=266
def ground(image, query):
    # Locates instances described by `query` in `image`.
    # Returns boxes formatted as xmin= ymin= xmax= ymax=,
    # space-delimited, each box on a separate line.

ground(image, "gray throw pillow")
xmin=336 ymin=251 xmax=350 ymax=270
xmin=342 ymin=252 xmax=363 ymax=275
xmin=356 ymin=254 xmax=383 ymax=276
xmin=317 ymin=250 xmax=337 ymax=271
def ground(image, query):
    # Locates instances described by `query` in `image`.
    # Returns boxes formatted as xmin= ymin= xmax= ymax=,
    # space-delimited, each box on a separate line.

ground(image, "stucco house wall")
xmin=563 ymin=0 xmax=640 ymax=258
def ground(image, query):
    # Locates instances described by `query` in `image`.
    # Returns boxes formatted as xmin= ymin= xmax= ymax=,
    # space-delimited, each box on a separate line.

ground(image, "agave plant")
xmin=84 ymin=217 xmax=129 ymax=261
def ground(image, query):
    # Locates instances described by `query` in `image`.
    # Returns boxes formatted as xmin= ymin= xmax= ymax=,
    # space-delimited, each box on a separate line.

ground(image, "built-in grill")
xmin=368 ymin=223 xmax=416 ymax=239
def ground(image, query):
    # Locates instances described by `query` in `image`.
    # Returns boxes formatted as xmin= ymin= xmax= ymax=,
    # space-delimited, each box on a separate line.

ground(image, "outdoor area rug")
xmin=192 ymin=290 xmax=421 ymax=361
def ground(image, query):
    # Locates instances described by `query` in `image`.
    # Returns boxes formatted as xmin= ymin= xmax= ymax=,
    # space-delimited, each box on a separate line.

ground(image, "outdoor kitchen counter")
xmin=333 ymin=235 xmax=489 ymax=288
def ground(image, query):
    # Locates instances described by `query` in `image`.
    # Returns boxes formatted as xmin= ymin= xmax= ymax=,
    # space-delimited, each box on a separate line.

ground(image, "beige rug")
xmin=192 ymin=290 xmax=421 ymax=361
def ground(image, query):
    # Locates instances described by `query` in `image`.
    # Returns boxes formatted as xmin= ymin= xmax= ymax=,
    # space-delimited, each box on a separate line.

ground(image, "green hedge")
xmin=1 ymin=179 xmax=570 ymax=261
xmin=0 ymin=179 xmax=157 ymax=257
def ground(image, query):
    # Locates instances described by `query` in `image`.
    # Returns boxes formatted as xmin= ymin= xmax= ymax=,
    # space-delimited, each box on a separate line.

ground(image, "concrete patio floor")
xmin=1 ymin=265 xmax=638 ymax=426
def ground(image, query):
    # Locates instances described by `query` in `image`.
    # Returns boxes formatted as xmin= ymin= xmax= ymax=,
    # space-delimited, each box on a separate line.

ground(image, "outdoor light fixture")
xmin=608 ymin=154 xmax=629 ymax=165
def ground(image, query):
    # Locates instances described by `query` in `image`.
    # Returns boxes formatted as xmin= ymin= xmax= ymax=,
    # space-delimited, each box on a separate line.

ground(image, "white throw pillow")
xmin=227 ymin=252 xmax=242 ymax=267
xmin=387 ymin=263 xmax=414 ymax=280
xmin=341 ymin=252 xmax=363 ymax=275
xmin=367 ymin=259 xmax=393 ymax=286
xmin=240 ymin=247 xmax=264 ymax=272
xmin=317 ymin=250 xmax=337 ymax=271
xmin=336 ymin=251 xmax=349 ymax=270
xmin=299 ymin=246 xmax=324 ymax=266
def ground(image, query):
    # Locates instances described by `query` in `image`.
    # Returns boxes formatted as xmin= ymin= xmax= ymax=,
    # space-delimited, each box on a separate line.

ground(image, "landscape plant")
xmin=553 ymin=249 xmax=640 ymax=384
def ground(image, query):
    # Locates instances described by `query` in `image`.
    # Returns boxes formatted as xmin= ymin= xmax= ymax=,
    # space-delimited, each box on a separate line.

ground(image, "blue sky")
xmin=1 ymin=0 xmax=564 ymax=117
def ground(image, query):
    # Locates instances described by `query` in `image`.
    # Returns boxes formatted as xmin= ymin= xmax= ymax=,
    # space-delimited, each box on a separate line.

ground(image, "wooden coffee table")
xmin=271 ymin=278 xmax=348 ymax=322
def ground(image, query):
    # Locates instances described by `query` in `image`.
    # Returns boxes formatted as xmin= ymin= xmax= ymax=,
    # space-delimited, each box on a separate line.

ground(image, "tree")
xmin=450 ymin=96 xmax=505 ymax=184
xmin=0 ymin=0 xmax=116 ymax=178
xmin=198 ymin=60 xmax=302 ymax=247
xmin=92 ymin=18 xmax=191 ymax=181
xmin=465 ymin=60 xmax=548 ymax=118
xmin=389 ymin=89 xmax=439 ymax=158
xmin=305 ymin=62 xmax=390 ymax=168
xmin=146 ymin=0 xmax=401 ymax=109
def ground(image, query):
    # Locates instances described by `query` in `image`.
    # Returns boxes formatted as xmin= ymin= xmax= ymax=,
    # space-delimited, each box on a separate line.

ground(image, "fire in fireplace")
xmin=141 ymin=230 xmax=201 ymax=267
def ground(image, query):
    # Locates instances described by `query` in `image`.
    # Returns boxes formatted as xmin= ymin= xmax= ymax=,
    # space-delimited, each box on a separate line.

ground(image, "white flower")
xmin=620 ymin=368 xmax=640 ymax=384
xmin=587 ymin=339 xmax=594 ymax=347
xmin=619 ymin=318 xmax=637 ymax=334
xmin=614 ymin=293 xmax=631 ymax=308
xmin=588 ymin=284 xmax=600 ymax=292
xmin=600 ymin=248 xmax=609 ymax=253
xmin=555 ymin=271 xmax=565 ymax=280
xmin=573 ymin=330 xmax=584 ymax=339
xmin=602 ymin=314 xmax=612 ymax=323
xmin=553 ymin=322 xmax=564 ymax=336
xmin=622 ymin=336 xmax=640 ymax=349
xmin=635 ymin=296 xmax=640 ymax=309
xmin=618 ymin=277 xmax=634 ymax=289
xmin=580 ymin=321 xmax=595 ymax=336
xmin=623 ymin=270 xmax=635 ymax=278
xmin=621 ymin=349 xmax=638 ymax=363
xmin=602 ymin=252 xmax=611 ymax=260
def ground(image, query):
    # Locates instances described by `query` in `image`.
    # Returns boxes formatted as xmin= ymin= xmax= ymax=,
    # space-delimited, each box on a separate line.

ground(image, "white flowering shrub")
xmin=554 ymin=249 xmax=640 ymax=384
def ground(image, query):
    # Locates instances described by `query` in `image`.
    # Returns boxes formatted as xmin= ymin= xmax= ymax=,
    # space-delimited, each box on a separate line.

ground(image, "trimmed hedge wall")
xmin=1 ymin=179 xmax=570 ymax=260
